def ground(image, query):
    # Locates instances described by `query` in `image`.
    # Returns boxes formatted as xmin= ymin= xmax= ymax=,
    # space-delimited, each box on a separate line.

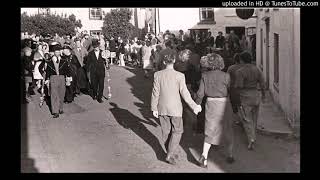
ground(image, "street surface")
xmin=21 ymin=66 xmax=300 ymax=173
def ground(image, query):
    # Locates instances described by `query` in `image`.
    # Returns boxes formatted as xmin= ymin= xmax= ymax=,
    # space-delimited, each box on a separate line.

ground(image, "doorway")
xmin=226 ymin=26 xmax=245 ymax=39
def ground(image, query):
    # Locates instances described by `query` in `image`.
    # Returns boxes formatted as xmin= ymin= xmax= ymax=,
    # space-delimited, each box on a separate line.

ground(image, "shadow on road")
xmin=109 ymin=102 xmax=167 ymax=162
xmin=21 ymin=79 xmax=39 ymax=173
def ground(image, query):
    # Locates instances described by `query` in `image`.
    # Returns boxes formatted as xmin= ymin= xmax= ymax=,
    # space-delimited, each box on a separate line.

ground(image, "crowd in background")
xmin=21 ymin=28 xmax=263 ymax=166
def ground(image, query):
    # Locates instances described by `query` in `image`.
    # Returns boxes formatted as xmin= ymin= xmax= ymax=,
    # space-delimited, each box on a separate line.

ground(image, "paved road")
xmin=21 ymin=66 xmax=300 ymax=173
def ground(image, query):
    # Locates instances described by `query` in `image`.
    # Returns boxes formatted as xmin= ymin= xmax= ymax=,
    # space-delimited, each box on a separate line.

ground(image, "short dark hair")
xmin=233 ymin=53 xmax=241 ymax=63
xmin=163 ymin=53 xmax=176 ymax=64
xmin=164 ymin=40 xmax=172 ymax=48
xmin=240 ymin=51 xmax=252 ymax=63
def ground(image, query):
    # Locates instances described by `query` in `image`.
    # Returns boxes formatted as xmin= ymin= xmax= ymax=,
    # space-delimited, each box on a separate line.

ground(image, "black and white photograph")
xmin=20 ymin=7 xmax=301 ymax=173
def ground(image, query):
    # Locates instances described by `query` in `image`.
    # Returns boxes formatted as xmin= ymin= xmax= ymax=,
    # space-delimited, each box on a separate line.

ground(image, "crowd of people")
xmin=21 ymin=28 xmax=264 ymax=168
xmin=21 ymin=31 xmax=113 ymax=118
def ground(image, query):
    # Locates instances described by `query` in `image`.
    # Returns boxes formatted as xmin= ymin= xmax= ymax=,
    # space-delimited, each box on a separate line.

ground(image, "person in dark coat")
xmin=21 ymin=47 xmax=34 ymax=103
xmin=215 ymin=31 xmax=225 ymax=49
xmin=84 ymin=39 xmax=108 ymax=103
xmin=62 ymin=44 xmax=80 ymax=103
xmin=45 ymin=44 xmax=72 ymax=118
xmin=73 ymin=38 xmax=89 ymax=94
xmin=109 ymin=37 xmax=117 ymax=65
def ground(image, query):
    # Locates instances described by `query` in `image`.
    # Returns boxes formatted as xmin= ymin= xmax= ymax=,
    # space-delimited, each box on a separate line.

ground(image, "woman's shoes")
xmin=198 ymin=155 xmax=208 ymax=168
xmin=248 ymin=140 xmax=255 ymax=150
xmin=165 ymin=155 xmax=177 ymax=165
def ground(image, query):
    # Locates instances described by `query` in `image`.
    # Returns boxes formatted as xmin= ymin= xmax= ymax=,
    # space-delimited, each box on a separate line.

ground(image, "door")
xmin=265 ymin=18 xmax=270 ymax=89
xmin=226 ymin=26 xmax=245 ymax=39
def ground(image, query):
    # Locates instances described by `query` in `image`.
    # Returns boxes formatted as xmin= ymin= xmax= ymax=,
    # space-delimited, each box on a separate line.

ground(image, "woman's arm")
xmin=195 ymin=75 xmax=205 ymax=104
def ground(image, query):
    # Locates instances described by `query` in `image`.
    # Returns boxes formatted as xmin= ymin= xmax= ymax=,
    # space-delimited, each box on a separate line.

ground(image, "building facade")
xmin=21 ymin=8 xmax=150 ymax=36
xmin=256 ymin=8 xmax=300 ymax=128
xmin=155 ymin=8 xmax=256 ymax=37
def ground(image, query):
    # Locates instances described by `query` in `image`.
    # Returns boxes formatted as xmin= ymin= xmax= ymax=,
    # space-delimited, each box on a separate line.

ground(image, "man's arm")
xmin=179 ymin=74 xmax=199 ymax=111
xmin=234 ymin=70 xmax=244 ymax=89
xmin=151 ymin=73 xmax=160 ymax=112
xmin=258 ymin=69 xmax=266 ymax=100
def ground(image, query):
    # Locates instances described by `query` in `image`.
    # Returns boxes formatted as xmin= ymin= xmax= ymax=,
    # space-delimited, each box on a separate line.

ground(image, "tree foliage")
xmin=21 ymin=12 xmax=82 ymax=36
xmin=102 ymin=8 xmax=146 ymax=40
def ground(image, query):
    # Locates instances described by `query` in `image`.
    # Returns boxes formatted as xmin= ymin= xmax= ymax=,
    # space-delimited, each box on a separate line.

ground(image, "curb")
xmin=257 ymin=127 xmax=298 ymax=140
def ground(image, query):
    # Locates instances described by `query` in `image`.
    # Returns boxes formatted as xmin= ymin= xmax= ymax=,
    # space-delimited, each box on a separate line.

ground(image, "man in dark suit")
xmin=84 ymin=39 xmax=108 ymax=103
xmin=215 ymin=31 xmax=225 ymax=49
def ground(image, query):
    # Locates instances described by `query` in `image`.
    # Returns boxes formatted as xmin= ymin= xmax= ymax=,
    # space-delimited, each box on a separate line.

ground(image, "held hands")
xmin=193 ymin=105 xmax=202 ymax=115
xmin=152 ymin=111 xmax=159 ymax=118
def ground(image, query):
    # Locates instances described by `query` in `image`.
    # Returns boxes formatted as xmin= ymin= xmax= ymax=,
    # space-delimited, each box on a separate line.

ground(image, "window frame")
xmin=89 ymin=8 xmax=102 ymax=20
xmin=199 ymin=8 xmax=215 ymax=24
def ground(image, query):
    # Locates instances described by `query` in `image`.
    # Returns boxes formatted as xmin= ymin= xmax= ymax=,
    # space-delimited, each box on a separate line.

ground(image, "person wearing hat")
xmin=44 ymin=44 xmax=72 ymax=118
xmin=84 ymin=39 xmax=108 ymax=103
xmin=62 ymin=44 xmax=81 ymax=103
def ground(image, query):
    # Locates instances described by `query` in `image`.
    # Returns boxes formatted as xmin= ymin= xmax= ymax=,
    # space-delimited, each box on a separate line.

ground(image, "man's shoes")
xmin=92 ymin=96 xmax=97 ymax=100
xmin=97 ymin=99 xmax=103 ymax=103
xmin=59 ymin=110 xmax=64 ymax=114
xmin=198 ymin=155 xmax=208 ymax=168
xmin=165 ymin=155 xmax=177 ymax=165
xmin=53 ymin=113 xmax=59 ymax=118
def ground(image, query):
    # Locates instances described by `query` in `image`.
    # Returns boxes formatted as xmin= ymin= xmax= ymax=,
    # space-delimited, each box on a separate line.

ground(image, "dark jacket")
xmin=109 ymin=40 xmax=116 ymax=52
xmin=84 ymin=50 xmax=106 ymax=78
xmin=62 ymin=54 xmax=81 ymax=70
xmin=195 ymin=70 xmax=230 ymax=104
xmin=45 ymin=57 xmax=71 ymax=80
xmin=215 ymin=36 xmax=225 ymax=49
xmin=21 ymin=55 xmax=34 ymax=77
xmin=118 ymin=42 xmax=126 ymax=54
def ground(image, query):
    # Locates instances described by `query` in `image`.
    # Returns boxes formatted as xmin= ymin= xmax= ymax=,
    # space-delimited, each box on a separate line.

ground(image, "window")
xmin=90 ymin=8 xmax=102 ymax=20
xmin=274 ymin=33 xmax=279 ymax=91
xmin=38 ymin=8 xmax=50 ymax=15
xmin=199 ymin=8 xmax=215 ymax=23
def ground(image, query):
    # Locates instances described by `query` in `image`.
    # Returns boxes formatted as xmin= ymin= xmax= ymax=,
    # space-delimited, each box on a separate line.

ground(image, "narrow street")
xmin=21 ymin=66 xmax=300 ymax=173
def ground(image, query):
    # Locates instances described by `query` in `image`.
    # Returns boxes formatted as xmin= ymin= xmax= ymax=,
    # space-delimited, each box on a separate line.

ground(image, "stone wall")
xmin=256 ymin=8 xmax=300 ymax=128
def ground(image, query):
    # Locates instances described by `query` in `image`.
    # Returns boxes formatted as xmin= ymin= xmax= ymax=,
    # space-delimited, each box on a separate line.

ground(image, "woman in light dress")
xmin=195 ymin=53 xmax=235 ymax=168
xmin=141 ymin=41 xmax=153 ymax=78
xmin=32 ymin=43 xmax=46 ymax=90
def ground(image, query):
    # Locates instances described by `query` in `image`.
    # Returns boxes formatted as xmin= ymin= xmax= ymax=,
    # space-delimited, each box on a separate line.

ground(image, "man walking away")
xmin=151 ymin=53 xmax=202 ymax=165
xmin=234 ymin=51 xmax=266 ymax=150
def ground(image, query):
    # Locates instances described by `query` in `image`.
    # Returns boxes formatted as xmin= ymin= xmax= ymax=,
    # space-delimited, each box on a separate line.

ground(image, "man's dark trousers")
xmin=90 ymin=72 xmax=104 ymax=100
